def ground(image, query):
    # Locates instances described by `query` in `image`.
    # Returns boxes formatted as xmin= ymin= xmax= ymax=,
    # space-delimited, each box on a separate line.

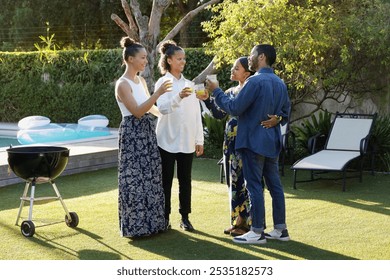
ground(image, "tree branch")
xmin=129 ymin=0 xmax=149 ymax=41
xmin=110 ymin=13 xmax=138 ymax=40
xmin=121 ymin=0 xmax=138 ymax=35
xmin=158 ymin=0 xmax=221 ymax=49
xmin=193 ymin=57 xmax=218 ymax=84
xmin=149 ymin=0 xmax=173 ymax=47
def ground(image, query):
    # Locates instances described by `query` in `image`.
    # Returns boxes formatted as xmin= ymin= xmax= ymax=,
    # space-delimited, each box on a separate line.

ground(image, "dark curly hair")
xmin=157 ymin=40 xmax=184 ymax=74
xmin=120 ymin=36 xmax=145 ymax=62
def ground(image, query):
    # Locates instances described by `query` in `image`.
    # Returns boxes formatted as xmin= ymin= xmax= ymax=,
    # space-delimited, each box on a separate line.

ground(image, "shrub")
xmin=0 ymin=48 xmax=233 ymax=128
xmin=292 ymin=110 xmax=333 ymax=156
xmin=370 ymin=114 xmax=390 ymax=172
xmin=202 ymin=113 xmax=227 ymax=159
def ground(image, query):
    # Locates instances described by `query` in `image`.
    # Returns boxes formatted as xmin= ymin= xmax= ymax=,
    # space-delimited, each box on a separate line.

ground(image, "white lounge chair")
xmin=291 ymin=113 xmax=377 ymax=191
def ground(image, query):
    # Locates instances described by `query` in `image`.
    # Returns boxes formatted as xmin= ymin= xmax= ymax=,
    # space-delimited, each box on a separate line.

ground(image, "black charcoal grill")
xmin=7 ymin=146 xmax=79 ymax=237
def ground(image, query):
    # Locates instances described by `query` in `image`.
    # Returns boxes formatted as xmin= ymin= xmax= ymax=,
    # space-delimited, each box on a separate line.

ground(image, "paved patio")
xmin=0 ymin=123 xmax=118 ymax=187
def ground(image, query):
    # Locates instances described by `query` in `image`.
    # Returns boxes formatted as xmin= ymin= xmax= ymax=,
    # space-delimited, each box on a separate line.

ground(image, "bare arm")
xmin=117 ymin=77 xmax=170 ymax=119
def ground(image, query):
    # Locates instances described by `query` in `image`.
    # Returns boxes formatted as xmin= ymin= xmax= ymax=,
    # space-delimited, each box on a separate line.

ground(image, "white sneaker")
xmin=233 ymin=230 xmax=266 ymax=244
xmin=264 ymin=229 xmax=290 ymax=241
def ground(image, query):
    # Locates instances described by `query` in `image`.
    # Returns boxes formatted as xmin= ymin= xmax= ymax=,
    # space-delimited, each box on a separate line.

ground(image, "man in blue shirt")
xmin=206 ymin=44 xmax=291 ymax=244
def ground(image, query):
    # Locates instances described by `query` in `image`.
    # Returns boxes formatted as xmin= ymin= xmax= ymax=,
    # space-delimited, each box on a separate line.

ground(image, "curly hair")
xmin=157 ymin=40 xmax=184 ymax=74
xmin=120 ymin=36 xmax=145 ymax=62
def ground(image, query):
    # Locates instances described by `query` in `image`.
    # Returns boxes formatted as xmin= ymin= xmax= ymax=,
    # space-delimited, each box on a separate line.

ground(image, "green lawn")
xmin=0 ymin=158 xmax=389 ymax=260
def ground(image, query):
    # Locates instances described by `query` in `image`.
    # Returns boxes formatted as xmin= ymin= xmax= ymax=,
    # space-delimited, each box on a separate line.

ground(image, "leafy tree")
xmin=202 ymin=0 xmax=390 ymax=121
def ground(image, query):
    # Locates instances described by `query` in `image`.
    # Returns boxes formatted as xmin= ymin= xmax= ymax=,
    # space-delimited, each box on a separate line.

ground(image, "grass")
xmin=0 ymin=158 xmax=389 ymax=260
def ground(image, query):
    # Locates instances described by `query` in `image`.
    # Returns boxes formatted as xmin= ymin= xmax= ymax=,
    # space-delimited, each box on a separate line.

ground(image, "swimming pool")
xmin=1 ymin=115 xmax=112 ymax=146
xmin=0 ymin=133 xmax=118 ymax=149
xmin=0 ymin=122 xmax=117 ymax=150
xmin=0 ymin=136 xmax=20 ymax=148
xmin=0 ymin=123 xmax=19 ymax=148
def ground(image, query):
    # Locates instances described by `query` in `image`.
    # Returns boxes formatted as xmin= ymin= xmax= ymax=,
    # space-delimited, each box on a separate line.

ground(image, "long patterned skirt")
xmin=118 ymin=114 xmax=165 ymax=237
xmin=227 ymin=151 xmax=251 ymax=227
xmin=223 ymin=117 xmax=251 ymax=227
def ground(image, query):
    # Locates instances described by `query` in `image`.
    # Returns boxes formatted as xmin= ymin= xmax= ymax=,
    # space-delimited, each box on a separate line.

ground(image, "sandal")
xmin=224 ymin=215 xmax=247 ymax=235
xmin=230 ymin=227 xmax=249 ymax=237
xmin=223 ymin=225 xmax=236 ymax=235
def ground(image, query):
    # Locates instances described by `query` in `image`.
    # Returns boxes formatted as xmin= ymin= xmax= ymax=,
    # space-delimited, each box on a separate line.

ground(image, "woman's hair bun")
xmin=159 ymin=40 xmax=177 ymax=54
xmin=120 ymin=36 xmax=136 ymax=48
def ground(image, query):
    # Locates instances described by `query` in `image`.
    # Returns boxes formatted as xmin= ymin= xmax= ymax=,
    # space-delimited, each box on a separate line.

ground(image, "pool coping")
xmin=0 ymin=123 xmax=119 ymax=188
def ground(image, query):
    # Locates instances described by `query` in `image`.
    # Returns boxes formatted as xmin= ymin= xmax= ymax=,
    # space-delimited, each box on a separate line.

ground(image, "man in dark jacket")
xmin=206 ymin=44 xmax=291 ymax=244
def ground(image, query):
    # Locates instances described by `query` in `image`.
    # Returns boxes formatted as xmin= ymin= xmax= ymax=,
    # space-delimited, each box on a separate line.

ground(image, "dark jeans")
xmin=240 ymin=148 xmax=286 ymax=233
xmin=158 ymin=147 xmax=194 ymax=219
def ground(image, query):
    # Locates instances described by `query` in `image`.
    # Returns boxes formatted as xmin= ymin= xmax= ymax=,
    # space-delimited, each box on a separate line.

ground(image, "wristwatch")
xmin=276 ymin=115 xmax=283 ymax=122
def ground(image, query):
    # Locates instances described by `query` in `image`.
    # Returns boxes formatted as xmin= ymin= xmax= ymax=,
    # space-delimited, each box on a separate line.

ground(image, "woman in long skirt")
xmin=115 ymin=36 xmax=172 ymax=237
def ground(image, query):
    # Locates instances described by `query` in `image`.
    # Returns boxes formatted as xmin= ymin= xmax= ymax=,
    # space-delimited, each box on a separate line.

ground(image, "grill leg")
xmin=27 ymin=180 xmax=36 ymax=221
xmin=50 ymin=180 xmax=71 ymax=219
xmin=15 ymin=181 xmax=30 ymax=226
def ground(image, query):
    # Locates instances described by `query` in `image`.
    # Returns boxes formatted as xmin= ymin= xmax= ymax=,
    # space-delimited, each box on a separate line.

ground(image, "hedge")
xmin=0 ymin=48 xmax=232 ymax=128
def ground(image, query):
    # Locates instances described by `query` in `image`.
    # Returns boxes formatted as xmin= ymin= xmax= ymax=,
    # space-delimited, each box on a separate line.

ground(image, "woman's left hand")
xmin=195 ymin=145 xmax=204 ymax=157
xmin=179 ymin=87 xmax=192 ymax=99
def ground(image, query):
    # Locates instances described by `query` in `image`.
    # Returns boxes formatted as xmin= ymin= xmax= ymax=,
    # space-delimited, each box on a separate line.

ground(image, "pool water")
xmin=0 ymin=137 xmax=20 ymax=148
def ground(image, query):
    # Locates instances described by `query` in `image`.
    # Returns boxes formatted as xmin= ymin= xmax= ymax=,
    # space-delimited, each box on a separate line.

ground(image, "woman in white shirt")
xmin=155 ymin=40 xmax=204 ymax=231
xmin=115 ymin=36 xmax=171 ymax=238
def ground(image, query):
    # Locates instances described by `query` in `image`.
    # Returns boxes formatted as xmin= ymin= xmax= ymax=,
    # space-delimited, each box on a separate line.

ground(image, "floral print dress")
xmin=118 ymin=114 xmax=166 ymax=237
xmin=204 ymin=86 xmax=250 ymax=227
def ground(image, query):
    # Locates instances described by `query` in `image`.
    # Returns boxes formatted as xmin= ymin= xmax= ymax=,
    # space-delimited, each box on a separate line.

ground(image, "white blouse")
xmin=155 ymin=72 xmax=204 ymax=153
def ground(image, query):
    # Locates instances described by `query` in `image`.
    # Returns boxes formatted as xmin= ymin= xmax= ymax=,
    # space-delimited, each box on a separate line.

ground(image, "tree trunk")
xmin=112 ymin=0 xmax=221 ymax=91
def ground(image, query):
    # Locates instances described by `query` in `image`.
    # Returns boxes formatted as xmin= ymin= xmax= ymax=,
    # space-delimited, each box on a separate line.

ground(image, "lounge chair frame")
xmin=291 ymin=112 xmax=377 ymax=191
xmin=280 ymin=120 xmax=296 ymax=176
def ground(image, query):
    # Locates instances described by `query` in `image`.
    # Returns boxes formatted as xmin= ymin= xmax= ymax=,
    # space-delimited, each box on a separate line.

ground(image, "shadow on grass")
xmin=74 ymin=227 xmax=131 ymax=260
xmin=10 ymin=226 xmax=132 ymax=260
xmin=1 ymin=218 xmax=354 ymax=260
xmin=196 ymin=159 xmax=390 ymax=217
xmin=282 ymin=168 xmax=390 ymax=217
xmin=129 ymin=229 xmax=355 ymax=260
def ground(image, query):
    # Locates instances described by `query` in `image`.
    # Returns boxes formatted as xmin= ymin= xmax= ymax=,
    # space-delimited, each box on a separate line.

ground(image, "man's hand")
xmin=205 ymin=79 xmax=219 ymax=93
xmin=261 ymin=114 xmax=280 ymax=129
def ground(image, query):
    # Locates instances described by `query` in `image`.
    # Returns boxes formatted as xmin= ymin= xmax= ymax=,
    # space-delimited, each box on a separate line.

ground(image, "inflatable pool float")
xmin=17 ymin=115 xmax=110 ymax=145
xmin=18 ymin=116 xmax=50 ymax=129
xmin=78 ymin=115 xmax=109 ymax=127
xmin=65 ymin=124 xmax=110 ymax=138
xmin=17 ymin=123 xmax=78 ymax=144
